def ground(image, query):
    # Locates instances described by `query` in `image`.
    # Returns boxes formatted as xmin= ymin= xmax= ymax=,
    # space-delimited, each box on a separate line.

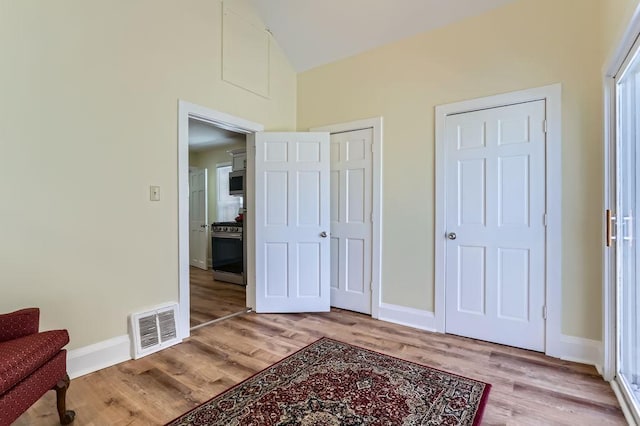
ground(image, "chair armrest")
xmin=0 ymin=308 xmax=39 ymax=342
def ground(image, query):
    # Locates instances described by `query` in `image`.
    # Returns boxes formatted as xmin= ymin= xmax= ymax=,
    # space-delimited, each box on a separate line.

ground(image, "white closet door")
xmin=329 ymin=128 xmax=373 ymax=314
xmin=444 ymin=100 xmax=546 ymax=351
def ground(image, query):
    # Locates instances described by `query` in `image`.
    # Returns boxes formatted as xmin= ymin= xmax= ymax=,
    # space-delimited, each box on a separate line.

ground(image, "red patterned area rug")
xmin=166 ymin=337 xmax=491 ymax=425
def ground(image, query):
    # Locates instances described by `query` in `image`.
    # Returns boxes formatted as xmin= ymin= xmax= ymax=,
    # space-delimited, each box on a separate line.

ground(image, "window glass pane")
xmin=617 ymin=59 xmax=640 ymax=405
xmin=216 ymin=165 xmax=242 ymax=222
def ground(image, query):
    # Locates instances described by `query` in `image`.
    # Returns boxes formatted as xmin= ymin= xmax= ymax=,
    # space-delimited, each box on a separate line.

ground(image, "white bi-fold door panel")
xmin=329 ymin=128 xmax=373 ymax=314
xmin=189 ymin=168 xmax=208 ymax=270
xmin=254 ymin=132 xmax=331 ymax=313
xmin=444 ymin=100 xmax=546 ymax=351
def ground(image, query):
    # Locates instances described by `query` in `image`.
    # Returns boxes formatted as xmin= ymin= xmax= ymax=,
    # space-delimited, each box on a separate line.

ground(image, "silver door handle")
xmin=447 ymin=232 xmax=457 ymax=240
xmin=320 ymin=231 xmax=328 ymax=238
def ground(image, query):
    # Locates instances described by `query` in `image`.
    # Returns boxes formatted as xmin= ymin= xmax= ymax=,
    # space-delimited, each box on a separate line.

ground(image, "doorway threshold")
xmin=190 ymin=307 xmax=252 ymax=332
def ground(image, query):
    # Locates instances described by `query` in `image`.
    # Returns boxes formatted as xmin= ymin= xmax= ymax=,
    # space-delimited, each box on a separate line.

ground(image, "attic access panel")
xmin=222 ymin=3 xmax=270 ymax=98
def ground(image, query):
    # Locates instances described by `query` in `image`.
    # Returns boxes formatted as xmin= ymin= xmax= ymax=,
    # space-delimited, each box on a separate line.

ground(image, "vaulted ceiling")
xmin=248 ymin=0 xmax=520 ymax=71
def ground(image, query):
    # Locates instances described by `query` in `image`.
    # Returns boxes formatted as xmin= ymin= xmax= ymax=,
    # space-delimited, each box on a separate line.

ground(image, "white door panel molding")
xmin=254 ymin=132 xmax=331 ymax=312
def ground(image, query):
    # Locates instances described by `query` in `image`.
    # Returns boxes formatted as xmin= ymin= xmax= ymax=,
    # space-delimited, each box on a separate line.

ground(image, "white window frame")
xmin=603 ymin=4 xmax=640 ymax=424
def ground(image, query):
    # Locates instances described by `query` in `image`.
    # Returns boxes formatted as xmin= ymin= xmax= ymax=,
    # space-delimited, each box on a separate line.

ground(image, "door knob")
xmin=447 ymin=232 xmax=457 ymax=240
xmin=320 ymin=231 xmax=328 ymax=238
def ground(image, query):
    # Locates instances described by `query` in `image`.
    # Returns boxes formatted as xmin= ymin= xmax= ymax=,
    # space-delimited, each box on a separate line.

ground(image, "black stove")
xmin=211 ymin=221 xmax=244 ymax=285
xmin=211 ymin=221 xmax=243 ymax=234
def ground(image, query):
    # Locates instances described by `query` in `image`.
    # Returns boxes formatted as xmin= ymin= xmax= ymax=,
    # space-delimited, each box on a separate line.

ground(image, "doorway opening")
xmin=179 ymin=106 xmax=383 ymax=335
xmin=178 ymin=101 xmax=264 ymax=338
xmin=188 ymin=118 xmax=248 ymax=329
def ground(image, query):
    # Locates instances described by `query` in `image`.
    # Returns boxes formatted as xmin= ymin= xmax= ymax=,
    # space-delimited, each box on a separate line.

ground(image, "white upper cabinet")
xmin=232 ymin=152 xmax=247 ymax=171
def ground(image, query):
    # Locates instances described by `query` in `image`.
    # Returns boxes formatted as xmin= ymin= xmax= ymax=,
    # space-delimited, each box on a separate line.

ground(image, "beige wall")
xmin=603 ymin=0 xmax=640 ymax=56
xmin=0 ymin=0 xmax=296 ymax=349
xmin=298 ymin=0 xmax=608 ymax=340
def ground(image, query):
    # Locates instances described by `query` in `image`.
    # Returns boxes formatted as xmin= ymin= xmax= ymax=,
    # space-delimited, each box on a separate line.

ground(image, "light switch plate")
xmin=150 ymin=186 xmax=160 ymax=201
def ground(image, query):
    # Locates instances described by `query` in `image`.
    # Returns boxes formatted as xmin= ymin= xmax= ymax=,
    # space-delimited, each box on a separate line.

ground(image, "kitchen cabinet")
xmin=232 ymin=152 xmax=246 ymax=171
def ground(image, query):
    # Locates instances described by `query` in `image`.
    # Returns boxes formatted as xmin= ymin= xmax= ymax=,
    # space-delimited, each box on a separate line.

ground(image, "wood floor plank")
xmin=189 ymin=266 xmax=247 ymax=327
xmin=15 ymin=309 xmax=626 ymax=425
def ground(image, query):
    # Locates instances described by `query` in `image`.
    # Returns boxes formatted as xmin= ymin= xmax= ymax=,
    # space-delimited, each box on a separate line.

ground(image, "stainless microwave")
xmin=229 ymin=170 xmax=245 ymax=196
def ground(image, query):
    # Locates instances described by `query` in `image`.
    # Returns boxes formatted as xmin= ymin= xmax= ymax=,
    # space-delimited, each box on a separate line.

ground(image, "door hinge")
xmin=370 ymin=212 xmax=374 ymax=223
xmin=542 ymin=306 xmax=548 ymax=320
xmin=543 ymin=120 xmax=548 ymax=133
xmin=543 ymin=213 xmax=548 ymax=227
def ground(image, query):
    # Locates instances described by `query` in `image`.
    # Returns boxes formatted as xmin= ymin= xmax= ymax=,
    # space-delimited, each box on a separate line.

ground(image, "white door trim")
xmin=177 ymin=100 xmax=263 ymax=339
xmin=311 ymin=117 xmax=383 ymax=319
xmin=434 ymin=84 xmax=562 ymax=356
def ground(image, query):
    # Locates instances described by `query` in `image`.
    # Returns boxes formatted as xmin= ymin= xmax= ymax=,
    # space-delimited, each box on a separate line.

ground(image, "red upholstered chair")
xmin=0 ymin=308 xmax=75 ymax=425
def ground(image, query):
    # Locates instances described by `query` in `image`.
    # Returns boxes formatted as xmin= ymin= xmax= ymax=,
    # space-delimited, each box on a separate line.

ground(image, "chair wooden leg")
xmin=53 ymin=374 xmax=75 ymax=425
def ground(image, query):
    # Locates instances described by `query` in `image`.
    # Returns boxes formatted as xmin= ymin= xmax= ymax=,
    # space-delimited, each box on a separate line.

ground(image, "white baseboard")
xmin=67 ymin=334 xmax=132 ymax=379
xmin=377 ymin=304 xmax=604 ymax=375
xmin=377 ymin=304 xmax=603 ymax=374
xmin=556 ymin=334 xmax=603 ymax=373
xmin=64 ymin=318 xmax=603 ymax=383
xmin=377 ymin=303 xmax=438 ymax=332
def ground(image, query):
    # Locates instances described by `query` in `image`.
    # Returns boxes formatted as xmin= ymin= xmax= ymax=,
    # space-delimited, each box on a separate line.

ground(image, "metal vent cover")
xmin=138 ymin=314 xmax=159 ymax=349
xmin=158 ymin=310 xmax=177 ymax=343
xmin=130 ymin=303 xmax=180 ymax=359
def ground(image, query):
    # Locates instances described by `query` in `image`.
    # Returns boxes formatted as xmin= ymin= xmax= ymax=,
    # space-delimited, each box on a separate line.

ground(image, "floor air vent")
xmin=130 ymin=303 xmax=180 ymax=359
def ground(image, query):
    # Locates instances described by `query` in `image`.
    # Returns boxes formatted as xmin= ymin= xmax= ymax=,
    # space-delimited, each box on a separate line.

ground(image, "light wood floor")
xmin=16 ymin=309 xmax=624 ymax=425
xmin=189 ymin=266 xmax=247 ymax=327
